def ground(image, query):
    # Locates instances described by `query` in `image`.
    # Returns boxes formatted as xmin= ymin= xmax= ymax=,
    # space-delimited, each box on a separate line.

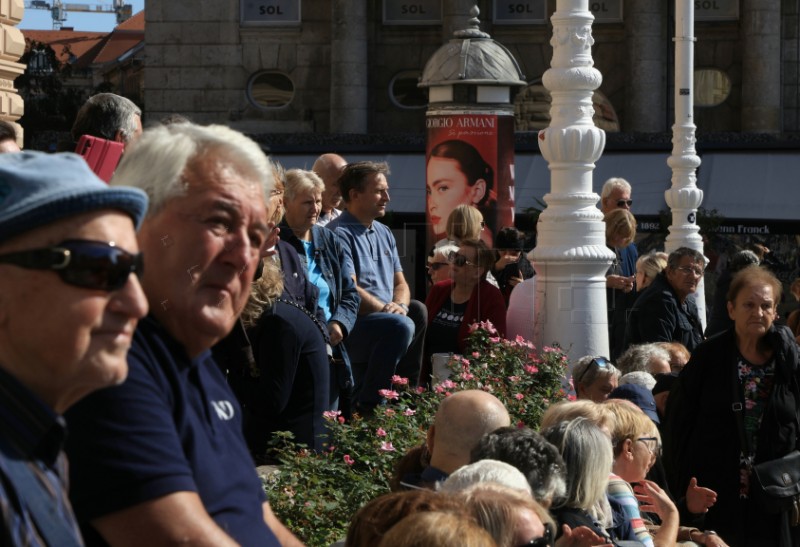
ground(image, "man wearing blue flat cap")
xmin=0 ymin=150 xmax=149 ymax=546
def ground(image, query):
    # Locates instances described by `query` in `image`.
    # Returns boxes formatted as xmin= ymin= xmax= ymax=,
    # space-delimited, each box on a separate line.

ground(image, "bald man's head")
xmin=312 ymin=153 xmax=347 ymax=213
xmin=428 ymin=390 xmax=511 ymax=474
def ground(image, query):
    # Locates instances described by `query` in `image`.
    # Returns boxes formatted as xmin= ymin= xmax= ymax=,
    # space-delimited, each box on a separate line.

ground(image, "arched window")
xmin=389 ymin=70 xmax=427 ymax=109
xmin=247 ymin=71 xmax=294 ymax=110
xmin=694 ymin=69 xmax=731 ymax=107
xmin=513 ymin=79 xmax=620 ymax=132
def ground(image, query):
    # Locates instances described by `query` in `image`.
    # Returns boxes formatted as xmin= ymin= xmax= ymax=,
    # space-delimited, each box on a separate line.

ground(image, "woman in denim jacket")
xmin=280 ymin=168 xmax=361 ymax=412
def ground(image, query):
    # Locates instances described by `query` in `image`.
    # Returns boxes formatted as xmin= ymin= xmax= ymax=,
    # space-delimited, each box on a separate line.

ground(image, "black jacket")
xmin=663 ymin=325 xmax=800 ymax=546
xmin=623 ymin=272 xmax=703 ymax=353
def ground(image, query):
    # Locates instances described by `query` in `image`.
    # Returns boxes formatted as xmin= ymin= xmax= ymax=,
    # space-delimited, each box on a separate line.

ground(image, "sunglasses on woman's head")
xmin=575 ymin=356 xmax=611 ymax=385
xmin=0 ymin=239 xmax=143 ymax=291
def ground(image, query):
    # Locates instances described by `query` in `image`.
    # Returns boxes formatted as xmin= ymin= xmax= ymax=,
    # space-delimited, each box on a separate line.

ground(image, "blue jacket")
xmin=279 ymin=224 xmax=360 ymax=338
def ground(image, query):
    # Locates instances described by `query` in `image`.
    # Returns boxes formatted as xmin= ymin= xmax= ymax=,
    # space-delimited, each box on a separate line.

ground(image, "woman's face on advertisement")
xmin=426 ymin=156 xmax=486 ymax=237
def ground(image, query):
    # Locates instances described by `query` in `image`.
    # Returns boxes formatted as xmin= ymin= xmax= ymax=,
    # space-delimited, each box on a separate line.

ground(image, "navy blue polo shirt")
xmin=65 ymin=315 xmax=279 ymax=546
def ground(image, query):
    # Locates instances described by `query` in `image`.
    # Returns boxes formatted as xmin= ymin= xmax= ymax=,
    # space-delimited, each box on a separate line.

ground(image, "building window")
xmin=28 ymin=48 xmax=54 ymax=75
xmin=247 ymin=71 xmax=294 ymax=110
xmin=513 ymin=80 xmax=620 ymax=132
xmin=389 ymin=70 xmax=427 ymax=109
xmin=694 ymin=69 xmax=731 ymax=107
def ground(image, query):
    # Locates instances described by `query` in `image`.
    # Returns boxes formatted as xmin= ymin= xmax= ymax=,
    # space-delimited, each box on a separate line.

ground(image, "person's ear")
xmin=727 ymin=300 xmax=735 ymax=320
xmin=113 ymin=129 xmax=126 ymax=143
xmin=426 ymin=425 xmax=435 ymax=456
xmin=624 ymin=438 xmax=635 ymax=459
xmin=470 ymin=179 xmax=487 ymax=204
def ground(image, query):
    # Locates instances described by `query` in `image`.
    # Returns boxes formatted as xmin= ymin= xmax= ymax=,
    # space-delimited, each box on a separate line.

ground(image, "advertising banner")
xmin=425 ymin=111 xmax=516 ymax=251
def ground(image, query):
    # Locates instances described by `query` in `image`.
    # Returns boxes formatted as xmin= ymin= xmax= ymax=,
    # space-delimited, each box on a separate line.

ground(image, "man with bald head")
xmin=312 ymin=153 xmax=347 ymax=226
xmin=405 ymin=390 xmax=510 ymax=488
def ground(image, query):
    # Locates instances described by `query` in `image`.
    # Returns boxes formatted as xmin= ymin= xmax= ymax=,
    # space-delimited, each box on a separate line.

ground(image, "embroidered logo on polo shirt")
xmin=211 ymin=400 xmax=235 ymax=420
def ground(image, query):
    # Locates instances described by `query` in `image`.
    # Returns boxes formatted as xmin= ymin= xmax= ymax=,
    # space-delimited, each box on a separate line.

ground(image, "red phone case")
xmin=75 ymin=135 xmax=124 ymax=183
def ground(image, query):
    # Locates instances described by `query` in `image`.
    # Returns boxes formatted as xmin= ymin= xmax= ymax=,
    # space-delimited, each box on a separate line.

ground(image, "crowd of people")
xmin=0 ymin=93 xmax=798 ymax=547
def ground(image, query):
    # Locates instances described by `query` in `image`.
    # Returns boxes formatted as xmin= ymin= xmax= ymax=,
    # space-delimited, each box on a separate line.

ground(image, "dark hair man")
xmin=71 ymin=93 xmax=142 ymax=149
xmin=0 ymin=120 xmax=20 ymax=152
xmin=624 ymin=247 xmax=705 ymax=353
xmin=327 ymin=161 xmax=427 ymax=410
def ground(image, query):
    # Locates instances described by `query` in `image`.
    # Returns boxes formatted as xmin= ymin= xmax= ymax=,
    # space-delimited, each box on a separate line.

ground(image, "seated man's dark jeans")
xmin=345 ymin=311 xmax=414 ymax=409
xmin=395 ymin=299 xmax=427 ymax=387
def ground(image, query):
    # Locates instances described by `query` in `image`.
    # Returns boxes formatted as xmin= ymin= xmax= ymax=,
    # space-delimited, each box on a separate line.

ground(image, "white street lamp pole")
xmin=533 ymin=0 xmax=612 ymax=360
xmin=666 ymin=0 xmax=706 ymax=327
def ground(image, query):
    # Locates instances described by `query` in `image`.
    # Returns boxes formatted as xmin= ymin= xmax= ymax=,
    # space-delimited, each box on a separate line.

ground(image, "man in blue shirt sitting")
xmin=328 ymin=161 xmax=427 ymax=413
xmin=64 ymin=123 xmax=301 ymax=546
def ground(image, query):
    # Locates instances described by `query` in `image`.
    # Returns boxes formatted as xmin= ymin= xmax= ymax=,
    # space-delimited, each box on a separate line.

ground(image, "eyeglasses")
xmin=636 ymin=437 xmax=661 ymax=457
xmin=675 ymin=265 xmax=704 ymax=277
xmin=448 ymin=251 xmax=477 ymax=267
xmin=427 ymin=262 xmax=449 ymax=271
xmin=517 ymin=522 xmax=554 ymax=547
xmin=616 ymin=199 xmax=633 ymax=207
xmin=0 ymin=239 xmax=143 ymax=291
xmin=575 ymin=357 xmax=611 ymax=386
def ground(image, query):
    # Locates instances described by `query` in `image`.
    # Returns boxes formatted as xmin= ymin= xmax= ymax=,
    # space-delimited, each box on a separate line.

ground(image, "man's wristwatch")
xmin=397 ymin=303 xmax=409 ymax=313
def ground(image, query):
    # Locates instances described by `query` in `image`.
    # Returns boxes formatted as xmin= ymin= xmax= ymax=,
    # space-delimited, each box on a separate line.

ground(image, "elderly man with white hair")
xmin=64 ymin=123 xmax=301 ymax=546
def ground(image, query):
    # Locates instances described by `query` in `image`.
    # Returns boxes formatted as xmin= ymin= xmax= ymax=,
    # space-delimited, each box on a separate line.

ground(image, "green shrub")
xmin=264 ymin=322 xmax=569 ymax=546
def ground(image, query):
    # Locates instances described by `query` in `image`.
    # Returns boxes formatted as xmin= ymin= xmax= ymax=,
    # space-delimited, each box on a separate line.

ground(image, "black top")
xmin=425 ymin=296 xmax=466 ymax=356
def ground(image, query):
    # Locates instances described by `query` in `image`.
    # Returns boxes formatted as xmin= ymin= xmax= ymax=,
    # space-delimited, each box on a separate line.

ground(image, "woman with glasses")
xmin=664 ymin=266 xmax=800 ymax=546
xmin=571 ymin=355 xmax=621 ymax=403
xmin=422 ymin=239 xmax=506 ymax=385
xmin=426 ymin=242 xmax=458 ymax=286
xmin=604 ymin=400 xmax=679 ymax=547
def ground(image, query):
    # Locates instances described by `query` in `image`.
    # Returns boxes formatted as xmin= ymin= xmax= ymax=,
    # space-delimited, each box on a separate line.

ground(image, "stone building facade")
xmin=1 ymin=0 xmax=26 ymax=145
xmin=143 ymin=0 xmax=799 ymax=136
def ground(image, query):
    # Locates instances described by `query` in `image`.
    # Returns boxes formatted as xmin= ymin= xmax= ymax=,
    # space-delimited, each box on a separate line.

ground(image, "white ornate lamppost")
xmin=665 ymin=0 xmax=706 ymax=326
xmin=532 ymin=0 xmax=612 ymax=361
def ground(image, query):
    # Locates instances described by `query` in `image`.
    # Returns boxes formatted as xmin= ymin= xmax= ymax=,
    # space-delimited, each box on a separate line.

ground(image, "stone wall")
xmin=0 ymin=0 xmax=25 ymax=145
xmin=143 ymin=0 xmax=797 ymax=136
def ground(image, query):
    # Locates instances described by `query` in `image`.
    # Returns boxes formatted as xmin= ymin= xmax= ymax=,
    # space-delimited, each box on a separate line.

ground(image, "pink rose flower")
xmin=378 ymin=389 xmax=399 ymax=400
xmin=380 ymin=442 xmax=396 ymax=452
xmin=391 ymin=375 xmax=409 ymax=386
xmin=343 ymin=454 xmax=355 ymax=465
xmin=403 ymin=408 xmax=416 ymax=416
xmin=376 ymin=427 xmax=387 ymax=437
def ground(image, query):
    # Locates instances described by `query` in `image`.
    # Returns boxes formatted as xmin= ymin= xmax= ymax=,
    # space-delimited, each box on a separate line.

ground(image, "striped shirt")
xmin=0 ymin=367 xmax=83 ymax=546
